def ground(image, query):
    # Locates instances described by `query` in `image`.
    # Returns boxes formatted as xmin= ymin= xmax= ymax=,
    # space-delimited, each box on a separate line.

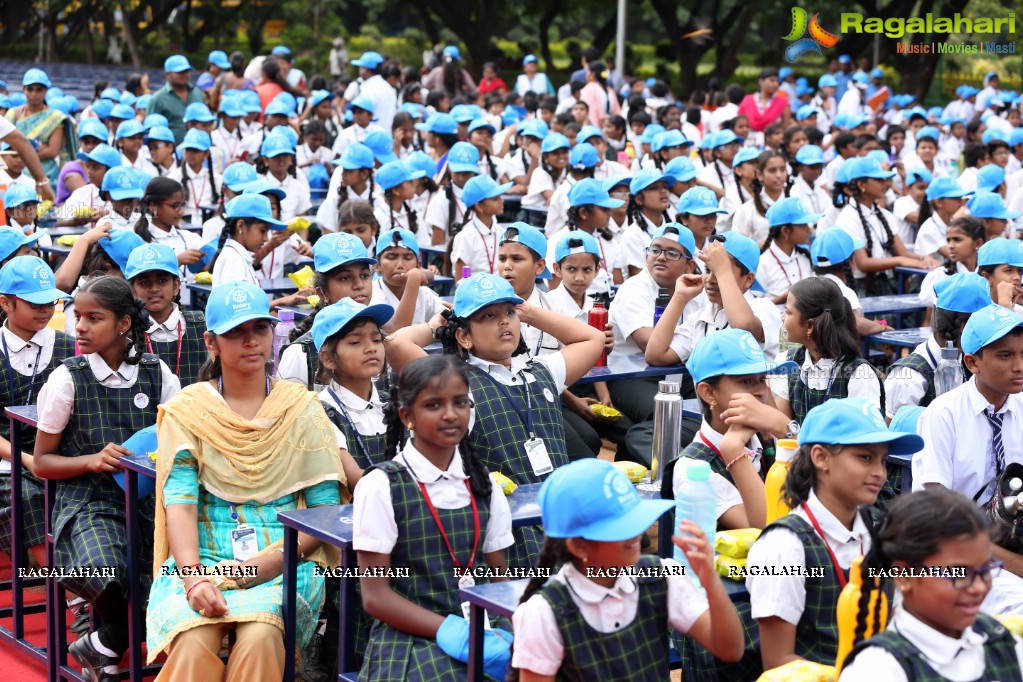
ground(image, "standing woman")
xmin=6 ymin=68 xmax=78 ymax=189
xmin=579 ymin=61 xmax=621 ymax=127
xmin=737 ymin=68 xmax=792 ymax=143
xmin=147 ymin=281 xmax=345 ymax=682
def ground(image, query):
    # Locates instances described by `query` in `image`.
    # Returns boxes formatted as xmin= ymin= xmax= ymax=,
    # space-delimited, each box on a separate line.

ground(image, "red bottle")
xmin=588 ymin=302 xmax=609 ymax=367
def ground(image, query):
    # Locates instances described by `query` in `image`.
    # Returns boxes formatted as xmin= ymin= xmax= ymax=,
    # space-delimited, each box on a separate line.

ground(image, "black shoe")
xmin=68 ymin=634 xmax=120 ymax=682
xmin=70 ymin=604 xmax=91 ymax=637
xmin=298 ymin=631 xmax=331 ymax=682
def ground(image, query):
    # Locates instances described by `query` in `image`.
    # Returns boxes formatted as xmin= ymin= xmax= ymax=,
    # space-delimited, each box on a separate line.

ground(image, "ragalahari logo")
xmin=784 ymin=7 xmax=840 ymax=62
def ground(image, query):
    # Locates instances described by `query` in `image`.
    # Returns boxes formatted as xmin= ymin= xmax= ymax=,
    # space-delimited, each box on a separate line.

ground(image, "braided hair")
xmin=627 ymin=187 xmax=671 ymax=234
xmin=943 ymin=216 xmax=986 ymax=276
xmin=134 ymin=177 xmax=184 ymax=243
xmin=76 ymin=275 xmax=151 ymax=366
xmin=760 ymin=224 xmax=812 ymax=261
xmin=180 ymin=154 xmax=220 ymax=208
xmin=850 ymin=180 xmax=895 ymax=258
xmin=484 ymin=150 xmax=498 ymax=180
xmin=751 ymin=150 xmax=788 ymax=218
xmin=336 ymin=167 xmax=371 ymax=214
xmin=383 ymin=187 xmax=421 ymax=234
xmin=209 ymin=215 xmax=257 ymax=272
xmin=290 ymin=272 xmax=329 ymax=342
xmin=382 ymin=355 xmax=493 ymax=500
xmin=337 ymin=200 xmax=380 ymax=246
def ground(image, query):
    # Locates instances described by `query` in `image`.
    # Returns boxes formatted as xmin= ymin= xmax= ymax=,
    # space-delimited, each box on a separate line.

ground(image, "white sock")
xmin=67 ymin=596 xmax=86 ymax=608
xmin=88 ymin=631 xmax=118 ymax=658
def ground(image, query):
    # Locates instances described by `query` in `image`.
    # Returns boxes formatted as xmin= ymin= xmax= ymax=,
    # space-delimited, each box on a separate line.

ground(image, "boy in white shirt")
xmin=331 ymin=94 xmax=383 ymax=157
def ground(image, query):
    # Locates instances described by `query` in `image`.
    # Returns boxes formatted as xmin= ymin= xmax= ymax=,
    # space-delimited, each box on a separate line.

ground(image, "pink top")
xmin=580 ymin=82 xmax=621 ymax=126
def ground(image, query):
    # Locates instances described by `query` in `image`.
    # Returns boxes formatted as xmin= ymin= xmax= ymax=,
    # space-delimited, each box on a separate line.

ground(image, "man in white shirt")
xmin=976 ymin=71 xmax=1000 ymax=112
xmin=351 ymin=51 xmax=397 ymax=132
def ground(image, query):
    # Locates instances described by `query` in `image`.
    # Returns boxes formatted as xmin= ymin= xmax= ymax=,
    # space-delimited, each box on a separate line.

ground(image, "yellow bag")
xmin=56 ymin=235 xmax=79 ymax=246
xmin=288 ymin=265 xmax=315 ymax=289
xmin=757 ymin=660 xmax=835 ymax=682
xmin=714 ymin=528 xmax=762 ymax=559
xmin=306 ymin=295 xmax=321 ymax=308
xmin=287 ymin=216 xmax=311 ymax=233
xmin=194 ymin=272 xmax=213 ymax=284
xmin=590 ymin=404 xmax=623 ymax=422
xmin=489 ymin=472 xmax=518 ymax=495
xmin=36 ymin=200 xmax=53 ymax=218
xmin=714 ymin=554 xmax=747 ymax=579
xmin=613 ymin=461 xmax=648 ymax=483
xmin=997 ymin=614 xmax=1023 ymax=637
xmin=73 ymin=206 xmax=93 ymax=218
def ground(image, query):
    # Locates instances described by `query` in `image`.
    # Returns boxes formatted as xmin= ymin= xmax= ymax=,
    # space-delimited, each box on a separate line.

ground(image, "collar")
xmin=800 ymin=351 xmax=836 ymax=372
xmin=525 ymin=287 xmax=547 ymax=309
xmin=86 ymin=352 xmax=138 ymax=383
xmin=695 ymin=289 xmax=758 ymax=324
xmin=804 ymin=489 xmax=870 ymax=544
xmin=559 ymin=560 xmax=637 ymax=602
xmin=759 ymin=189 xmax=779 ymax=209
xmin=147 ymin=305 xmax=183 ymax=334
xmin=964 ymin=375 xmax=1017 ymax=417
xmin=768 ymin=241 xmax=797 ymax=264
xmin=640 ymin=211 xmax=663 ymax=233
xmin=889 ymin=605 xmax=987 ymax=665
xmin=470 ymin=213 xmax=497 ymax=235
xmin=466 ymin=352 xmax=531 ymax=378
xmin=547 ymin=285 xmax=587 ymax=317
xmin=1 ymin=323 xmax=51 ymax=353
xmin=266 ymin=173 xmax=291 ymax=188
xmin=397 ymin=438 xmax=468 ymax=484
xmin=698 ymin=420 xmax=762 ymax=455
xmin=327 ymin=379 xmax=383 ymax=411
xmin=225 ymin=239 xmax=254 ymax=264
xmin=923 ymin=335 xmax=943 ymax=368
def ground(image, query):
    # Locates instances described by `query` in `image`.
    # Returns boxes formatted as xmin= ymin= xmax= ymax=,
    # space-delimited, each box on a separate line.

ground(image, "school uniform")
xmin=330 ymin=123 xmax=382 ymax=157
xmin=297 ymin=143 xmax=334 ymax=170
xmin=745 ymin=489 xmax=872 ymax=664
xmin=147 ymin=222 xmax=207 ymax=305
xmin=770 ymin=346 xmax=882 ymax=423
xmin=211 ymin=238 xmax=260 ymax=287
xmin=425 ymin=185 xmax=466 ymax=243
xmin=64 ymin=183 xmax=107 ymax=221
xmin=450 ymin=215 xmax=504 ymax=276
xmin=261 ymin=172 xmax=311 ymax=222
xmin=522 ymin=168 xmax=565 ymax=210
xmin=143 ymin=306 xmax=207 ymax=387
xmin=821 ymin=273 xmax=863 ymax=314
xmin=316 ymin=176 xmax=375 ymax=233
xmin=840 ymin=607 xmax=1023 ymax=681
xmin=730 ymin=193 xmax=776 ymax=245
xmin=545 ymin=284 xmax=591 ymax=323
xmin=318 ymin=381 xmax=387 ymax=470
xmin=210 ymin=127 xmax=247 ymax=164
xmin=543 ymin=176 xmax=578 ymax=236
xmin=545 ymin=230 xmax=620 ymax=297
xmin=833 ymin=200 xmax=901 ymax=293
xmin=918 ymin=263 xmax=971 ymax=308
xmin=697 ymin=159 xmax=735 ymax=195
xmin=719 ymin=183 xmax=752 ymax=231
xmin=120 ymin=153 xmax=159 ymax=178
xmin=672 ymin=421 xmax=763 ymax=521
xmin=373 ymin=199 xmax=416 ymax=233
xmin=511 ymin=554 xmax=708 ymax=679
xmin=105 ymin=209 xmax=140 ymax=232
xmin=593 ymin=158 xmax=631 ymax=180
xmin=670 ymin=290 xmax=783 ymax=362
xmin=756 ymin=243 xmax=812 ymax=299
xmin=891 ymin=195 xmax=921 ymax=249
xmin=505 ymin=148 xmax=533 ymax=183
xmin=477 ymin=153 xmax=506 ymax=182
xmin=353 ymin=439 xmax=513 ymax=680
xmin=410 ymin=191 xmax=435 ymax=248
xmin=201 ymin=214 xmax=225 ymax=243
xmin=518 ymin=287 xmax=563 ymax=357
xmin=957 ymin=167 xmax=979 ymax=193
xmin=167 ymin=164 xmax=223 ymax=225
xmin=607 ymin=269 xmax=705 ymax=356
xmin=790 ymin=175 xmax=830 ymax=216
xmin=258 ymin=233 xmax=309 ymax=281
xmin=369 ymin=276 xmax=445 ymax=327
xmin=883 ymin=336 xmax=943 ymax=419
xmin=0 ymin=324 xmax=74 ymax=557
xmin=277 ymin=332 xmax=318 ymax=391
xmin=620 ymin=213 xmax=666 ymax=274
xmin=914 ymin=213 xmax=949 ymax=260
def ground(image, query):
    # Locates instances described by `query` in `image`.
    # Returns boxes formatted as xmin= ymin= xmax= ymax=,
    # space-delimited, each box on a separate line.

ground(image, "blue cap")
xmin=78 ymin=118 xmax=108 ymax=142
xmin=890 ymin=405 xmax=925 ymax=435
xmin=847 ymin=157 xmax=895 ymax=181
xmin=263 ymin=99 xmax=293 ymax=118
xmin=448 ymin=141 xmax=482 ymax=174
xmin=977 ymin=165 xmax=1006 ymax=193
xmin=224 ymin=194 xmax=287 ymax=231
xmin=115 ymin=120 xmax=144 ymax=140
xmin=468 ymin=118 xmax=496 ymax=136
xmin=1009 ymin=129 xmax=1023 ymax=147
xmin=3 ymin=184 xmax=39 ymax=209
xmin=977 ymin=237 xmax=1023 ymax=267
xmin=517 ymin=119 xmax=549 ymax=140
xmin=569 ymin=142 xmax=599 ymax=169
xmin=77 ymin=143 xmax=122 ymax=169
xmin=100 ymin=87 xmax=121 ymax=101
xmin=845 ymin=113 xmax=869 ymax=129
xmin=677 ymin=186 xmax=726 ymax=216
xmin=114 ymin=425 xmax=157 ymax=496
xmin=687 ymin=328 xmax=796 ymax=384
xmin=124 ymin=243 xmax=180 ymax=280
xmin=376 ymin=228 xmax=420 ymax=257
xmin=522 ymin=54 xmax=538 ymax=65
xmin=363 ymin=130 xmax=397 ymax=164
xmin=415 ymin=113 xmax=458 ymax=135
xmin=540 ymin=132 xmax=571 ymax=154
xmin=554 ymin=230 xmax=602 ymax=263
xmin=349 ymin=94 xmax=376 ymax=114
xmin=818 ymin=74 xmax=838 ymax=88
xmin=376 ymin=160 xmax=425 ymax=190
xmin=985 ymin=71 xmax=999 ymax=83
xmin=0 ymin=228 xmax=40 ymax=262
xmin=222 ymin=162 xmax=259 ymax=192
xmin=443 ymin=45 xmax=462 ymax=61
xmin=810 ymin=229 xmax=864 ymax=267
xmin=260 ymin=131 xmax=295 ymax=158
xmin=927 ymin=106 xmax=943 ymax=119
xmin=796 ymin=105 xmax=818 ymax=122
xmin=449 ymin=105 xmax=475 ymax=124
xmin=933 ymin=272 xmax=993 ymax=313
xmin=838 ymin=54 xmax=852 ymax=63
xmin=407 ymin=150 xmax=437 ymax=179
xmin=142 ymin=113 xmax=169 ymax=130
xmin=452 ymin=272 xmax=524 ymax=318
xmin=311 ymin=298 xmax=393 ymax=351
xmin=577 ymin=125 xmax=603 ymax=143
xmin=313 ymin=232 xmax=377 ymax=272
xmin=717 ymin=232 xmax=760 ymax=275
xmin=241 ymin=178 xmax=286 ymax=201
xmin=871 ymin=67 xmax=884 ymax=79
xmin=351 ymin=51 xmax=385 ymax=69
xmin=968 ymin=192 xmax=1020 ymax=221
xmin=333 ymin=142 xmax=375 ymax=170
xmin=962 ymin=304 xmax=1023 ymax=355
xmin=766 ymin=196 xmax=824 ymax=228
xmin=398 ymin=102 xmax=425 ymax=119
xmin=196 ymin=73 xmax=216 ymax=91
xmin=640 ymin=124 xmax=666 ymax=145
xmin=915 ymin=125 xmax=940 ymax=143
xmin=652 ymin=130 xmax=691 ymax=152
xmin=924 ymin=176 xmax=969 ymax=201
xmin=206 ymin=281 xmax=277 ymax=334
xmin=629 ymin=168 xmax=672 ymax=195
xmin=164 ymin=55 xmax=193 ymax=72
xmin=905 ymin=166 xmax=932 ymax=186
xmin=0 ymin=256 xmax=67 ymax=304
xmin=501 ymin=222 xmax=550 ymax=278
xmin=44 ymin=86 xmax=64 ymax=101
xmin=462 ymin=174 xmax=512 ymax=209
xmin=97 ymin=230 xmax=146 ymax=272
xmin=851 ymin=72 xmax=870 ymax=85
xmin=798 ymin=397 xmax=923 ymax=455
xmin=710 ymin=129 xmax=740 ymax=148
xmin=49 ymin=96 xmax=78 ymax=114
xmin=101 ymin=166 xmax=144 ymax=200
xmin=794 ymin=144 xmax=824 ymax=166
xmin=603 ymin=175 xmax=631 ymax=193
xmin=309 ymin=90 xmax=334 ymax=109
xmin=567 ymin=178 xmax=624 ymax=209
xmin=663 ymin=156 xmax=698 ymax=183
xmin=183 ymin=102 xmax=216 ymax=123
xmin=866 ymin=150 xmax=890 ymax=167
xmin=779 ymin=67 xmax=793 ymax=80
xmin=108 ymin=104 xmax=134 ymax=121
xmin=208 ymin=50 xmax=231 ymax=69
xmin=241 ymin=90 xmax=263 ymax=113
xmin=271 ymin=45 xmax=292 ymax=58
xmin=181 ymin=128 xmax=212 ymax=152
xmin=538 ymin=458 xmax=673 ymax=541
xmin=146 ymin=125 xmax=176 ymax=145
xmin=650 ymin=223 xmax=697 ymax=257
xmin=732 ymin=147 xmax=761 ymax=168
xmin=21 ymin=68 xmax=51 ymax=88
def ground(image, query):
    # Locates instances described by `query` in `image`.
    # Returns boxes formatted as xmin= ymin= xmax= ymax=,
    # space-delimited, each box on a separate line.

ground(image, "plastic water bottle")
xmin=650 ymin=381 xmax=682 ymax=485
xmin=272 ymin=310 xmax=296 ymax=373
xmin=765 ymin=439 xmax=798 ymax=524
xmin=674 ymin=459 xmax=717 ymax=587
xmin=653 ymin=288 xmax=670 ymax=326
xmin=934 ymin=340 xmax=963 ymax=395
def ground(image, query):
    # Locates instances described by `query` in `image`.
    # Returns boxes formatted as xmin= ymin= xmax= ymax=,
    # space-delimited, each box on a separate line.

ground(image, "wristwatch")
xmin=784 ymin=420 xmax=800 ymax=439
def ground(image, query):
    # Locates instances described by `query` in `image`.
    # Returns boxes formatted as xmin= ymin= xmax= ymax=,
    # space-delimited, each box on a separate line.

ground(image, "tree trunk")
xmin=538 ymin=0 xmax=565 ymax=75
xmin=122 ymin=7 xmax=142 ymax=69
xmin=591 ymin=13 xmax=618 ymax=57
xmin=415 ymin=5 xmax=441 ymax=46
xmin=715 ymin=4 xmax=757 ymax=85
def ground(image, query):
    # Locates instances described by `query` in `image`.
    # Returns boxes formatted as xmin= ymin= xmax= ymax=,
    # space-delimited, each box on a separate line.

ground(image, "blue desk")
xmin=859 ymin=294 xmax=926 ymax=326
xmin=862 ymin=327 xmax=929 ymax=359
xmin=187 ymin=277 xmax=298 ymax=297
xmin=895 ymin=266 xmax=930 ymax=294
xmin=119 ymin=453 xmax=158 ymax=682
xmin=889 ymin=453 xmax=914 ymax=493
xmin=577 ymin=353 xmax=686 ymax=385
xmin=420 ymin=244 xmax=446 ymax=269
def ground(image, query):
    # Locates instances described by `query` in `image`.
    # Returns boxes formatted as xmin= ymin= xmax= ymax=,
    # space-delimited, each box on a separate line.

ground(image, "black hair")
xmin=75 ymin=275 xmax=151 ymax=366
xmin=383 ymin=355 xmax=492 ymax=500
xmin=383 ymin=187 xmax=420 ymax=234
xmin=782 ymin=125 xmax=807 ymax=162
xmin=436 ymin=307 xmax=529 ymax=359
xmin=833 ymin=132 xmax=857 ymax=154
xmin=255 ymin=148 xmax=298 ymax=180
xmin=626 ymin=186 xmax=670 ymax=232
xmin=229 ymin=51 xmax=246 ymax=77
xmin=290 ymin=272 xmax=331 ymax=342
xmin=783 ymin=443 xmax=842 ymax=507
xmin=963 ymin=142 xmax=988 ymax=169
xmin=848 ymin=180 xmax=895 ymax=258
xmin=336 ymin=167 xmax=375 ymax=215
xmin=943 ymin=216 xmax=986 ymax=276
xmin=884 ymin=124 xmax=906 ymax=144
xmin=93 ymin=81 xmax=110 ymax=100
xmin=303 ymin=118 xmax=327 ymax=141
xmin=931 ymin=305 xmax=971 ymax=349
xmin=134 ymin=177 xmax=184 ymax=243
xmin=425 ymin=89 xmax=448 ymax=111
xmin=180 ymin=151 xmax=221 ymax=208
xmin=209 ymin=216 xmax=259 ymax=271
xmin=788 ymin=278 xmax=860 ymax=362
xmin=761 ymin=221 xmax=811 ymax=260
xmin=987 ymin=139 xmax=1010 ymax=156
xmin=81 ymin=243 xmax=119 ymax=280
xmin=566 ymin=205 xmax=613 ymax=241
xmin=338 ymin=200 xmax=380 ymax=243
xmin=853 ymin=134 xmax=878 ymax=150
xmin=628 ymin=109 xmax=651 ymax=126
xmin=812 ymin=257 xmax=854 ymax=282
xmin=805 ymin=127 xmax=824 ymax=146
xmin=316 ymin=317 xmax=386 ymax=386
xmin=751 ymin=150 xmax=788 ymax=217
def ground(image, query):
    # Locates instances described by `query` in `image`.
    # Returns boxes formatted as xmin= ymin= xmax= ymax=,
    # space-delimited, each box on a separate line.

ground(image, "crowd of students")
xmin=0 ymin=44 xmax=1022 ymax=681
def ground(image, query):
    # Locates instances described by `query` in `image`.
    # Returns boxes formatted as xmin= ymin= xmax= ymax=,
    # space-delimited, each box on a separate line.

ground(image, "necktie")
xmin=985 ymin=408 xmax=1006 ymax=477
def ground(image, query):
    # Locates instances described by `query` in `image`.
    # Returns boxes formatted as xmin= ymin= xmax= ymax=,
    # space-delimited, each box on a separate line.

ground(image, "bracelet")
xmin=185 ymin=577 xmax=211 ymax=599
xmin=725 ymin=452 xmax=756 ymax=471
xmin=36 ymin=179 xmax=49 ymax=187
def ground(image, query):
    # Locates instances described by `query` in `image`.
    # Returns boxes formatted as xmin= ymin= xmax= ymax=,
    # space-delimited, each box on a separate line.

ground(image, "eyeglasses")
xmin=645 ymin=246 xmax=688 ymax=261
xmin=937 ymin=560 xmax=1003 ymax=589
xmin=160 ymin=202 xmax=187 ymax=210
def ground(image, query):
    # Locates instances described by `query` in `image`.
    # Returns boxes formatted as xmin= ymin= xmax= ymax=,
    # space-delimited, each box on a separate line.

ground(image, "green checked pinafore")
xmin=283 ymin=332 xmax=317 ymax=389
xmin=786 ymin=347 xmax=882 ymax=424
xmin=888 ymin=351 xmax=936 ymax=409
xmin=360 ymin=460 xmax=506 ymax=681
xmin=466 ymin=361 xmax=567 ymax=571
xmin=540 ymin=554 xmax=669 ymax=681
xmin=844 ymin=613 xmax=1022 ymax=680
xmin=52 ymin=354 xmax=162 ymax=603
xmin=146 ymin=309 xmax=208 ymax=387
xmin=321 ymin=401 xmax=388 ymax=470
xmin=0 ymin=331 xmax=74 ymax=556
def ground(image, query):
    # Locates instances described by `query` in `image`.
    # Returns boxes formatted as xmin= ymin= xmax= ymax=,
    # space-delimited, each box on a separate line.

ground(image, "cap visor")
xmin=128 ymin=264 xmax=180 ymax=280
xmin=448 ymin=163 xmax=481 ymax=174
xmin=19 ymin=287 xmax=69 ymax=304
xmin=580 ymin=499 xmax=675 ymax=542
xmin=596 ymin=198 xmax=626 ymax=209
xmin=211 ymin=312 xmax=278 ymax=335
xmin=357 ymin=304 xmax=396 ymax=327
xmin=407 ymin=169 xmax=427 ymax=181
xmin=108 ymin=189 xmax=144 ymax=201
xmin=376 ymin=152 xmax=398 ymax=164
xmin=836 ymin=431 xmax=924 ymax=456
xmin=24 ymin=229 xmax=47 ymax=245
xmin=413 ymin=122 xmax=430 ymax=131
xmin=688 ymin=207 xmax=729 ymax=216
xmin=266 ymin=218 xmax=289 ymax=231
xmin=460 ymin=294 xmax=525 ymax=318
xmin=795 ymin=212 xmax=826 ymax=224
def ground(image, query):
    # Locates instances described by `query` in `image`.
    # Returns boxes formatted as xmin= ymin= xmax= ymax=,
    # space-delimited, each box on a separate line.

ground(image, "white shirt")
xmin=410 ymin=190 xmax=434 ymax=248
xmin=149 ymin=222 xmax=207 ymax=282
xmin=789 ymin=175 xmax=830 ymax=216
xmin=330 ymin=122 xmax=383 ymax=157
xmin=543 ymin=176 xmax=576 ymax=236
xmin=357 ymin=74 xmax=397 ymax=133
xmin=317 ymin=172 xmax=375 ymax=233
xmin=425 ymin=185 xmax=466 ymax=242
xmin=277 ymin=339 xmax=316 ymax=388
xmin=518 ymin=288 xmax=562 ymax=357
xmin=756 ymin=243 xmax=812 ymax=299
xmin=958 ymin=167 xmax=979 ymax=193
xmin=36 ymin=352 xmax=181 ymax=435
xmin=833 ymin=200 xmax=899 ymax=280
xmin=918 ymin=262 xmax=969 ymax=307
xmin=697 ymin=159 xmax=734 ymax=193
xmin=0 ymin=117 xmax=15 ymax=139
xmin=670 ymin=289 xmax=782 ymax=362
xmin=730 ymin=193 xmax=776 ymax=244
xmin=450 ymin=215 xmax=503 ymax=276
xmin=883 ymin=336 xmax=941 ymax=419
xmin=745 ymin=489 xmax=871 ymax=626
xmin=515 ymin=73 xmax=550 ymax=97
xmin=891 ymin=195 xmax=921 ymax=249
xmin=505 ymin=148 xmax=533 ymax=183
xmin=168 ymin=164 xmax=223 ymax=225
xmin=318 ymin=381 xmax=386 ymax=452
xmin=839 ymin=605 xmax=1023 ymax=682
xmin=511 ymin=558 xmax=709 ymax=676
xmin=619 ymin=214 xmax=666 ymax=273
xmin=210 ymin=127 xmax=247 ymax=164
xmin=608 ymin=270 xmax=704 ymax=357
xmin=261 ymin=172 xmax=311 ymax=222
xmin=202 ymin=215 xmax=225 ymax=243
xmin=820 ymin=273 xmax=862 ymax=314
xmin=673 ymin=422 xmax=762 ymax=520
xmin=837 ymin=88 xmax=868 ymax=116
xmin=373 ymin=199 xmax=415 ymax=232
xmin=297 ymin=142 xmax=334 ymax=170
xmin=915 ymin=213 xmax=949 ymax=260
xmin=914 ymin=375 xmax=1023 ymax=504
xmin=212 ymin=238 xmax=260 ymax=287
xmin=466 ymin=352 xmax=568 ymax=397
xmin=544 ymin=283 xmax=592 ymax=323
xmin=0 ymin=323 xmax=56 ymax=378
xmin=770 ymin=348 xmax=882 ymax=408
xmin=523 ymin=167 xmax=563 ymax=210
xmin=64 ymin=183 xmax=107 ymax=220
xmin=120 ymin=152 xmax=158 ymax=178
xmin=369 ymin=276 xmax=445 ymax=326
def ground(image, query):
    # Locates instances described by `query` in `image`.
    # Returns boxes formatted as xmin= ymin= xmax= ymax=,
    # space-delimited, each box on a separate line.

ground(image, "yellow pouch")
xmin=147 ymin=451 xmax=158 ymax=462
xmin=306 ymin=294 xmax=321 ymax=308
xmin=757 ymin=660 xmax=836 ymax=682
xmin=73 ymin=206 xmax=93 ymax=218
xmin=194 ymin=272 xmax=213 ymax=284
xmin=715 ymin=554 xmax=747 ymax=579
xmin=997 ymin=614 xmax=1023 ymax=637
xmin=714 ymin=528 xmax=762 ymax=559
xmin=56 ymin=235 xmax=79 ymax=246
xmin=613 ymin=461 xmax=647 ymax=483
xmin=287 ymin=216 xmax=311 ymax=233
xmin=489 ymin=472 xmax=518 ymax=495
xmin=591 ymin=404 xmax=623 ymax=422
xmin=288 ymin=265 xmax=315 ymax=289
xmin=36 ymin=200 xmax=53 ymax=217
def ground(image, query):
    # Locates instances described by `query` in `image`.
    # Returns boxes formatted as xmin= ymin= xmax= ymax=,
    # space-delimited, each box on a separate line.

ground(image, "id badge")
xmin=460 ymin=601 xmax=493 ymax=629
xmin=230 ymin=525 xmax=258 ymax=562
xmin=524 ymin=437 xmax=553 ymax=477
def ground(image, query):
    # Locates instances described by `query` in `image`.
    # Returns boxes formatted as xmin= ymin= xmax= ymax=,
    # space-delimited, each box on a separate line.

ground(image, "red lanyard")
xmin=188 ymin=172 xmax=206 ymax=212
xmin=801 ymin=502 xmax=862 ymax=589
xmin=144 ymin=320 xmax=183 ymax=376
xmin=698 ymin=431 xmax=722 ymax=459
xmin=416 ymin=479 xmax=481 ymax=574
xmin=595 ymin=237 xmax=609 ymax=274
xmin=474 ymin=221 xmax=497 ymax=273
xmin=768 ymin=247 xmax=804 ymax=283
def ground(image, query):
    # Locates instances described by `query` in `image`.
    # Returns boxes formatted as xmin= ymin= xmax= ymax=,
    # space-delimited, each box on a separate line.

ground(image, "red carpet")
xmin=0 ymin=553 xmax=49 ymax=678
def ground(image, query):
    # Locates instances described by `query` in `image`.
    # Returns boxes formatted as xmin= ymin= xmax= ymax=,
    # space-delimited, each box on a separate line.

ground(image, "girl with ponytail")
xmin=133 ymin=177 xmax=207 ymax=296
xmin=373 ymin=160 xmax=421 ymax=235
xmin=756 ymin=196 xmax=815 ymax=302
xmin=167 ymin=130 xmax=222 ymax=226
xmin=425 ymin=141 xmax=480 ymax=248
xmin=315 ymin=142 xmax=376 ymax=235
xmin=720 ymin=147 xmax=759 ymax=230
xmin=450 ymin=174 xmax=512 ymax=281
xmin=731 ymin=150 xmax=789 ymax=245
xmin=840 ymin=489 xmax=1022 ymax=681
xmin=621 ymin=168 xmax=673 ymax=277
xmin=549 ymin=178 xmax=623 ymax=295
xmin=744 ymin=397 xmax=923 ymax=671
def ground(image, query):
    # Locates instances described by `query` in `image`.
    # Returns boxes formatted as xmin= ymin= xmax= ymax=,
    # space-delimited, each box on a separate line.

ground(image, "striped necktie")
xmin=984 ymin=409 xmax=1006 ymax=477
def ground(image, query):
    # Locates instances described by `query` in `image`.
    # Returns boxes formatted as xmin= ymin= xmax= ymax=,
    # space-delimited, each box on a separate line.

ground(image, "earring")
xmin=709 ymin=399 xmax=717 ymax=411
xmin=406 ymin=423 xmax=413 ymax=430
